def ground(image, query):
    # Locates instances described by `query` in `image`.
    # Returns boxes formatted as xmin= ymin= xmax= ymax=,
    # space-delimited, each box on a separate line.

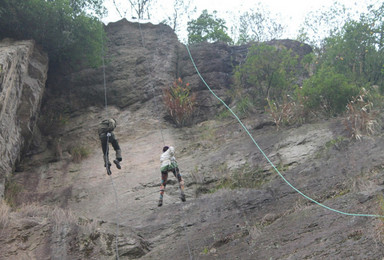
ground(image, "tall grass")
xmin=0 ymin=199 xmax=10 ymax=229
xmin=163 ymin=78 xmax=196 ymax=127
xmin=343 ymin=88 xmax=379 ymax=140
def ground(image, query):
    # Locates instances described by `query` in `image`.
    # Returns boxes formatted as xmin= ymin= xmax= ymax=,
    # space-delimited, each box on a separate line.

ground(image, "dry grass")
xmin=0 ymin=199 xmax=10 ymax=229
xmin=163 ymin=78 xmax=196 ymax=127
xmin=374 ymin=195 xmax=384 ymax=244
xmin=265 ymin=95 xmax=307 ymax=130
xmin=8 ymin=202 xmax=94 ymax=233
xmin=343 ymin=88 xmax=379 ymax=140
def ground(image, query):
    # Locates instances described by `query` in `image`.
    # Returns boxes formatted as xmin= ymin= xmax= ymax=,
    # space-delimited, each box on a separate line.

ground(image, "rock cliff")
xmin=0 ymin=39 xmax=48 ymax=197
xmin=1 ymin=19 xmax=384 ymax=259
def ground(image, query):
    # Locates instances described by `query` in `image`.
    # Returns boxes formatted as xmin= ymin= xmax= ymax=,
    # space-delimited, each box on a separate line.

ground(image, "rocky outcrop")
xmin=46 ymin=20 xmax=312 ymax=123
xmin=5 ymin=19 xmax=383 ymax=260
xmin=0 ymin=39 xmax=48 ymax=197
xmin=46 ymin=19 xmax=181 ymax=114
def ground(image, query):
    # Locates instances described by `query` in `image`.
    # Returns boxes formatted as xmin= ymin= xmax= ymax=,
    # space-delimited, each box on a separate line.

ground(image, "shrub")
xmin=163 ymin=78 xmax=196 ymax=127
xmin=298 ymin=66 xmax=359 ymax=116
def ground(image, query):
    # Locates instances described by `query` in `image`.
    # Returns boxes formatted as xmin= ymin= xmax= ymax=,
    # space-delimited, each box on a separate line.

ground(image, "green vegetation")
xmin=233 ymin=43 xmax=299 ymax=107
xmin=70 ymin=146 xmax=91 ymax=163
xmin=4 ymin=180 xmax=22 ymax=208
xmin=298 ymin=66 xmax=359 ymax=116
xmin=0 ymin=0 xmax=106 ymax=68
xmin=229 ymin=3 xmax=384 ymax=138
xmin=187 ymin=9 xmax=232 ymax=44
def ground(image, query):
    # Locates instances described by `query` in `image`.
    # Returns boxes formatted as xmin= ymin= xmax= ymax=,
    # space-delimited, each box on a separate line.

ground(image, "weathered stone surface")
xmin=0 ymin=39 xmax=48 ymax=197
xmin=2 ymin=19 xmax=384 ymax=260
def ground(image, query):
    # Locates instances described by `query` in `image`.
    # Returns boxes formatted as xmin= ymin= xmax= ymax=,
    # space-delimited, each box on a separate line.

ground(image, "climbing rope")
xmin=185 ymin=43 xmax=384 ymax=219
xmin=100 ymin=21 xmax=120 ymax=259
xmin=137 ymin=19 xmax=194 ymax=259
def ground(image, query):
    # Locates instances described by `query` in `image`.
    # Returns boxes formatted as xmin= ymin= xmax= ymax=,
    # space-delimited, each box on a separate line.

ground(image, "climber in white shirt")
xmin=158 ymin=146 xmax=186 ymax=206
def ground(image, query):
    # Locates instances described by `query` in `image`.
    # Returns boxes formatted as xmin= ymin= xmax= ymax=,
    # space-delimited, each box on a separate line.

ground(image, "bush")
xmin=298 ymin=66 xmax=359 ymax=116
xmin=163 ymin=78 xmax=196 ymax=127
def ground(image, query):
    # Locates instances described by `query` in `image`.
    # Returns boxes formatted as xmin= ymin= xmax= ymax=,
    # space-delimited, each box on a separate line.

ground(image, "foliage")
xmin=163 ymin=78 xmax=196 ymax=127
xmin=343 ymin=88 xmax=380 ymax=140
xmin=298 ymin=2 xmax=355 ymax=50
xmin=235 ymin=7 xmax=284 ymax=44
xmin=298 ymin=66 xmax=359 ymax=116
xmin=187 ymin=9 xmax=232 ymax=44
xmin=0 ymin=0 xmax=106 ymax=68
xmin=233 ymin=43 xmax=299 ymax=107
xmin=318 ymin=5 xmax=384 ymax=89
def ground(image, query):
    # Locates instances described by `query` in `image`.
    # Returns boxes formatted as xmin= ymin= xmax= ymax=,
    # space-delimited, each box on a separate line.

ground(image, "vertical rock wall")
xmin=0 ymin=39 xmax=48 ymax=197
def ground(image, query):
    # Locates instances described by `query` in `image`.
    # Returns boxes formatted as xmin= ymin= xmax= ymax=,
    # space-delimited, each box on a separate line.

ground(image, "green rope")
xmin=185 ymin=43 xmax=383 ymax=218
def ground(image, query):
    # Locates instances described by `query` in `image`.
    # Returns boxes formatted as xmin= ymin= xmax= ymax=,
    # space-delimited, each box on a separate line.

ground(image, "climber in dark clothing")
xmin=98 ymin=118 xmax=122 ymax=172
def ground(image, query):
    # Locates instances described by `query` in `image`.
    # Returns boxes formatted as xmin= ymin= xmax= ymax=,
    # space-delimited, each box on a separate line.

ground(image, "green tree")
xmin=315 ymin=3 xmax=384 ymax=89
xmin=187 ymin=9 xmax=232 ymax=44
xmin=0 ymin=0 xmax=106 ymax=68
xmin=233 ymin=43 xmax=299 ymax=105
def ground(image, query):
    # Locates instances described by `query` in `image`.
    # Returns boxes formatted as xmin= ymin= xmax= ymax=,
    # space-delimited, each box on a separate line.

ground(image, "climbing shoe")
xmin=180 ymin=193 xmax=186 ymax=202
xmin=105 ymin=162 xmax=112 ymax=168
xmin=113 ymin=159 xmax=121 ymax=169
xmin=158 ymin=199 xmax=163 ymax=207
xmin=106 ymin=164 xmax=112 ymax=176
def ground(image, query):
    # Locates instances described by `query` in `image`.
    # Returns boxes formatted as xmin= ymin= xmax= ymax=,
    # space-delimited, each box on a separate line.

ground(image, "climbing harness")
xmin=185 ymin=43 xmax=384 ymax=219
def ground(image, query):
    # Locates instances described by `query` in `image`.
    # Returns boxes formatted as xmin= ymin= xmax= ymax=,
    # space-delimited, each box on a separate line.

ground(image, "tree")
xmin=233 ymin=43 xmax=299 ymax=104
xmin=297 ymin=2 xmax=354 ymax=50
xmin=112 ymin=0 xmax=156 ymax=20
xmin=314 ymin=2 xmax=384 ymax=89
xmin=161 ymin=0 xmax=196 ymax=42
xmin=235 ymin=7 xmax=284 ymax=44
xmin=0 ymin=0 xmax=106 ymax=68
xmin=187 ymin=9 xmax=232 ymax=44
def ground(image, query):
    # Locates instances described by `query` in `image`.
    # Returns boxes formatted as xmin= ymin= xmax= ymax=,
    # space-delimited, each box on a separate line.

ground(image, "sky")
xmin=101 ymin=0 xmax=382 ymax=41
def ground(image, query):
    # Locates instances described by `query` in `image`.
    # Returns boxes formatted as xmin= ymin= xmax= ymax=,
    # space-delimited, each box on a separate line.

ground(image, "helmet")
xmin=163 ymin=146 xmax=169 ymax=152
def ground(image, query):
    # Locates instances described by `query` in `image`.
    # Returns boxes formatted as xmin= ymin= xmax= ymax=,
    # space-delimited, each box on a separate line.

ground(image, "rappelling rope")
xmin=136 ymin=20 xmax=194 ymax=259
xmin=185 ymin=43 xmax=384 ymax=219
xmin=100 ymin=21 xmax=120 ymax=259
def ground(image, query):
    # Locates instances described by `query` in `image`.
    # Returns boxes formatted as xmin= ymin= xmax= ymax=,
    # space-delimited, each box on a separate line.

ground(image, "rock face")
xmin=3 ymin=19 xmax=384 ymax=260
xmin=0 ymin=39 xmax=48 ymax=197
xmin=47 ymin=19 xmax=312 ymax=123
